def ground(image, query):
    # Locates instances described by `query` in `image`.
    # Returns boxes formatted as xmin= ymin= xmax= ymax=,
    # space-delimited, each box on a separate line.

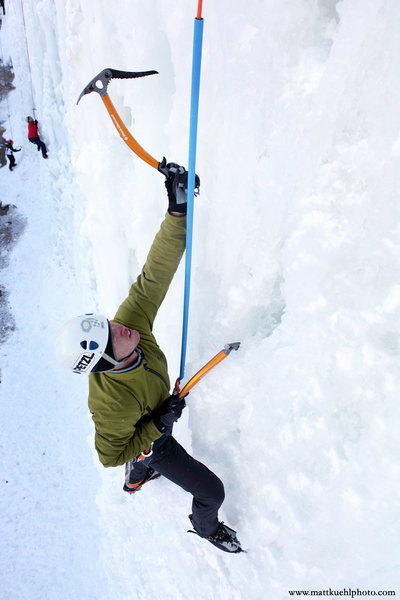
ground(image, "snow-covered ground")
xmin=1 ymin=1 xmax=400 ymax=598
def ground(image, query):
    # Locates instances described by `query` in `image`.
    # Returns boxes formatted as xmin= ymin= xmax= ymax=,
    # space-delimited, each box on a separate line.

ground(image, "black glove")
xmin=159 ymin=159 xmax=200 ymax=215
xmin=153 ymin=394 xmax=186 ymax=433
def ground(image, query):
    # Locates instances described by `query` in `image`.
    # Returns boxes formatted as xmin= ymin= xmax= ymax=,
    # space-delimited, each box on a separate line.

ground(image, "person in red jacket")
xmin=26 ymin=116 xmax=48 ymax=159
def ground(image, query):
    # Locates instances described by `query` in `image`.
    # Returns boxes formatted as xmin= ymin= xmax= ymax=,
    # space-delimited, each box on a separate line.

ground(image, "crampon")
xmin=188 ymin=514 xmax=246 ymax=553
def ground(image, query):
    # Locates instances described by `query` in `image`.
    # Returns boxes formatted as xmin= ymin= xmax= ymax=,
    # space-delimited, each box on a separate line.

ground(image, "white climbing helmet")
xmin=54 ymin=313 xmax=119 ymax=374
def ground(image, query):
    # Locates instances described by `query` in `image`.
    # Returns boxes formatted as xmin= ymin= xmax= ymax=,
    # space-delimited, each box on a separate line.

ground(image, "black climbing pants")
xmin=125 ymin=436 xmax=225 ymax=537
xmin=7 ymin=155 xmax=15 ymax=170
xmin=28 ymin=136 xmax=47 ymax=158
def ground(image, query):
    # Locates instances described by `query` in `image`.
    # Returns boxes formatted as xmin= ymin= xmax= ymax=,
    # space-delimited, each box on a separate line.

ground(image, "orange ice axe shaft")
xmin=101 ymin=94 xmax=159 ymax=169
xmin=178 ymin=342 xmax=241 ymax=398
xmin=77 ymin=68 xmax=167 ymax=173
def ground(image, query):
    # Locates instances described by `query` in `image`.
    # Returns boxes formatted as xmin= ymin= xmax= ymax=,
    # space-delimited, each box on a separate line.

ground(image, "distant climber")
xmin=5 ymin=140 xmax=21 ymax=171
xmin=26 ymin=116 xmax=48 ymax=159
xmin=0 ymin=0 xmax=5 ymax=16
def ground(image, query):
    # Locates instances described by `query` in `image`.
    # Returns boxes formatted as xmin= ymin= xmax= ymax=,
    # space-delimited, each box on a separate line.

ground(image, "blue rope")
xmin=179 ymin=16 xmax=204 ymax=383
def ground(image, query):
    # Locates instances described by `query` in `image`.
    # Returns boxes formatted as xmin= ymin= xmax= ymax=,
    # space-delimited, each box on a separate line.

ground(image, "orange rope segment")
xmin=196 ymin=0 xmax=203 ymax=20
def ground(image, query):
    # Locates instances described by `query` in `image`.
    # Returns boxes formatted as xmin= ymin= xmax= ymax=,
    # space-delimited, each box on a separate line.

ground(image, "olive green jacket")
xmin=88 ymin=213 xmax=186 ymax=467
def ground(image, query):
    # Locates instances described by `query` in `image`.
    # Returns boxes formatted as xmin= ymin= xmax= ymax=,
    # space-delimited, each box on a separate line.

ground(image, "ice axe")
xmin=137 ymin=343 xmax=240 ymax=462
xmin=175 ymin=342 xmax=241 ymax=398
xmin=77 ymin=68 xmax=169 ymax=175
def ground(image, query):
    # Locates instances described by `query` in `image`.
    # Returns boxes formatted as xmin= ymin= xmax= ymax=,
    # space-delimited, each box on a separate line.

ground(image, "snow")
xmin=1 ymin=1 xmax=400 ymax=598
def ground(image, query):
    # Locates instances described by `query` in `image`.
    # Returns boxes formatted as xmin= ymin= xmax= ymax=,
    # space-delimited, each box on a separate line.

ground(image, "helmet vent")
xmin=80 ymin=340 xmax=99 ymax=350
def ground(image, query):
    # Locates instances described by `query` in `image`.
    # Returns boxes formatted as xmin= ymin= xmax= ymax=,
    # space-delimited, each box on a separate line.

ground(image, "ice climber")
xmin=26 ymin=116 xmax=48 ymax=158
xmin=55 ymin=163 xmax=244 ymax=553
xmin=5 ymin=140 xmax=21 ymax=171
